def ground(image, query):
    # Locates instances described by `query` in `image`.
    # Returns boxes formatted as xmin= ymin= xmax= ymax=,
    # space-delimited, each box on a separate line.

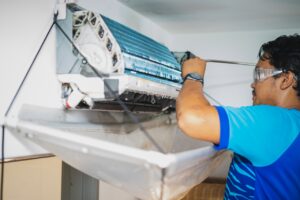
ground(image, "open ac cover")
xmin=6 ymin=3 xmax=230 ymax=200
xmin=56 ymin=3 xmax=184 ymax=113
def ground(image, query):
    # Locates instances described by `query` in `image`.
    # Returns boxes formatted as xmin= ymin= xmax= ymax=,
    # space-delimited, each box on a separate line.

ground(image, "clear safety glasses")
xmin=253 ymin=68 xmax=283 ymax=82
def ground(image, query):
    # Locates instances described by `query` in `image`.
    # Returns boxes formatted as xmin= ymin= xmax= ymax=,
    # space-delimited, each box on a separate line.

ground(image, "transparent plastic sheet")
xmin=6 ymin=105 xmax=230 ymax=200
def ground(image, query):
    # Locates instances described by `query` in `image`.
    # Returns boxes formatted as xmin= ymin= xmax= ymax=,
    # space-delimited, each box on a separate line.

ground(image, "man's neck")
xmin=277 ymin=96 xmax=300 ymax=110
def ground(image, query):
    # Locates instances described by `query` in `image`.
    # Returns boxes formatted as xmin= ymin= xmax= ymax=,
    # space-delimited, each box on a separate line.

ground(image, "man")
xmin=176 ymin=34 xmax=300 ymax=199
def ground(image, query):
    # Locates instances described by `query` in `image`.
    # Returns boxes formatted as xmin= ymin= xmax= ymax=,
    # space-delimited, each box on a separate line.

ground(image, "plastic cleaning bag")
xmin=8 ymin=105 xmax=229 ymax=200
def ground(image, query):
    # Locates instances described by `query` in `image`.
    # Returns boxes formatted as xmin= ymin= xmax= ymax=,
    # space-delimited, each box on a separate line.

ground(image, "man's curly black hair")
xmin=258 ymin=34 xmax=300 ymax=97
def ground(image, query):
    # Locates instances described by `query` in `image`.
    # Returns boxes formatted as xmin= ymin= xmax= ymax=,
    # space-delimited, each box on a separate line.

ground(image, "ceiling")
xmin=118 ymin=0 xmax=300 ymax=34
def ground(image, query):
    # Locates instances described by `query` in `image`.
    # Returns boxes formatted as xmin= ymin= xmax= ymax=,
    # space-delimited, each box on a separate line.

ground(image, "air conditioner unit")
xmin=56 ymin=4 xmax=183 ymax=113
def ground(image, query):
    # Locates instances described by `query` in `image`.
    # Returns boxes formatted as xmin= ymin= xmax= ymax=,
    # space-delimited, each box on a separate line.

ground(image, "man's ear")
xmin=280 ymin=71 xmax=295 ymax=90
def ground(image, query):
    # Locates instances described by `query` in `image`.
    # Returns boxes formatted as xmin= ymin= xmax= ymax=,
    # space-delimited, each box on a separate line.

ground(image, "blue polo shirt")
xmin=215 ymin=105 xmax=300 ymax=200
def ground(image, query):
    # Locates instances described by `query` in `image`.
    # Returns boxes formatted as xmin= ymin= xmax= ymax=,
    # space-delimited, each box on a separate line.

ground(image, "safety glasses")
xmin=253 ymin=68 xmax=283 ymax=82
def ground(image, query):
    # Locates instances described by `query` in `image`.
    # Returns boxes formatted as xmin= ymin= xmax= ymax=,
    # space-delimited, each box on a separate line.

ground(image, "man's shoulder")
xmin=221 ymin=104 xmax=300 ymax=117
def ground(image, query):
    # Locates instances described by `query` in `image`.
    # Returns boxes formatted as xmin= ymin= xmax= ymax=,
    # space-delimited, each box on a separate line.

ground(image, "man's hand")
xmin=182 ymin=57 xmax=207 ymax=78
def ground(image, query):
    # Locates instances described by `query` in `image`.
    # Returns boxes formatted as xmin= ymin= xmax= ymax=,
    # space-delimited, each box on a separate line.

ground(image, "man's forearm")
xmin=176 ymin=80 xmax=220 ymax=143
xmin=177 ymin=80 xmax=210 ymax=112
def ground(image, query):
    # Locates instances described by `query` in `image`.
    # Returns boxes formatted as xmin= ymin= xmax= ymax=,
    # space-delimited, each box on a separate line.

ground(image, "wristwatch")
xmin=183 ymin=72 xmax=204 ymax=85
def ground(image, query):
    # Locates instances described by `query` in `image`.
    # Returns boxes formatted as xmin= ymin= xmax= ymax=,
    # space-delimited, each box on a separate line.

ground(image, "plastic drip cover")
xmin=7 ymin=105 xmax=230 ymax=200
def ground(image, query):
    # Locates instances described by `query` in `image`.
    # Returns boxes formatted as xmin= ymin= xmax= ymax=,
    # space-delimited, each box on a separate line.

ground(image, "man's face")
xmin=251 ymin=59 xmax=281 ymax=105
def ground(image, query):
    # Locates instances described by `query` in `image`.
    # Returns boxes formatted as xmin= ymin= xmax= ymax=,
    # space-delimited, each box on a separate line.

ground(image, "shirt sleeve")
xmin=214 ymin=105 xmax=300 ymax=166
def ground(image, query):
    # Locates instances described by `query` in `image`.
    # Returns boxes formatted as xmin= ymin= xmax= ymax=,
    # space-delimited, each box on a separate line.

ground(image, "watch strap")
xmin=183 ymin=73 xmax=204 ymax=85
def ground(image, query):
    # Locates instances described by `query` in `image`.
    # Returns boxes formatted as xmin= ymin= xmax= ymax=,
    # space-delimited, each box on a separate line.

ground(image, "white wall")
xmin=170 ymin=29 xmax=300 ymax=107
xmin=0 ymin=0 xmax=172 ymax=158
xmin=0 ymin=0 xmax=60 ymax=158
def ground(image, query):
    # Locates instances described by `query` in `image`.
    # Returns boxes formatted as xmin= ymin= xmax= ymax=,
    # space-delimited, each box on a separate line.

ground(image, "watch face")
xmin=189 ymin=73 xmax=202 ymax=79
xmin=188 ymin=73 xmax=202 ymax=80
xmin=184 ymin=73 xmax=204 ymax=84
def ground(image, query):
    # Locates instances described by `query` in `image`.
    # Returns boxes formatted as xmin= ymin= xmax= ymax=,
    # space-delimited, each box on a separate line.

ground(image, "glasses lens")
xmin=254 ymin=68 xmax=262 ymax=82
xmin=253 ymin=68 xmax=283 ymax=82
